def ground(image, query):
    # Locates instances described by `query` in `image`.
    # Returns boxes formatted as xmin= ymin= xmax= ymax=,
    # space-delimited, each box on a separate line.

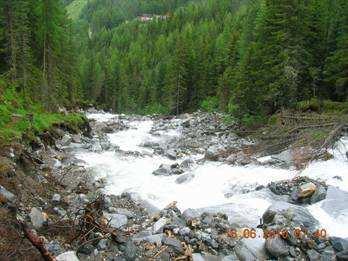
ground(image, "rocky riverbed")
xmin=1 ymin=110 xmax=348 ymax=260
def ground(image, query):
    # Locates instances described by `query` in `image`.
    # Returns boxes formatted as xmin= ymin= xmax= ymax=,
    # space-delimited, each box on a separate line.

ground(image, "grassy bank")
xmin=0 ymin=85 xmax=86 ymax=145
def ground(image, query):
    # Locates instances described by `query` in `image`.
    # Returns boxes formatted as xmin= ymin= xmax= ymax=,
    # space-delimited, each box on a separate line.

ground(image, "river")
xmin=73 ymin=112 xmax=348 ymax=239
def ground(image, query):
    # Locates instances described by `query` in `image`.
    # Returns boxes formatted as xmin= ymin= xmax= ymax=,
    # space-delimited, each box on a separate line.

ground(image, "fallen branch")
xmin=20 ymin=221 xmax=56 ymax=261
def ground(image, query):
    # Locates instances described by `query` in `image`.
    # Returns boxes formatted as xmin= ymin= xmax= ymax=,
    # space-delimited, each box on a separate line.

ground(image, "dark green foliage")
xmin=0 ymin=0 xmax=82 ymax=109
xmin=75 ymin=0 xmax=347 ymax=116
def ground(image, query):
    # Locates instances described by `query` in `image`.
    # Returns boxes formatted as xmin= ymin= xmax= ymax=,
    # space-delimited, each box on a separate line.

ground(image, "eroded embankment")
xmin=1 ymin=110 xmax=348 ymax=260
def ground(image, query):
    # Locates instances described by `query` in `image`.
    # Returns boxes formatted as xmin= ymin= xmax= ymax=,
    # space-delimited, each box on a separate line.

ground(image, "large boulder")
xmin=262 ymin=201 xmax=319 ymax=232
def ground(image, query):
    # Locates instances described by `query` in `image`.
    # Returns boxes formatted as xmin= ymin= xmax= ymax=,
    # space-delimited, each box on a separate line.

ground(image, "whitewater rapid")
xmin=75 ymin=112 xmax=348 ymax=238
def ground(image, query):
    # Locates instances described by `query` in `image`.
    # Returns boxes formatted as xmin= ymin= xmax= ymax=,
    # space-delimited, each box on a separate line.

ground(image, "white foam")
xmin=76 ymin=113 xmax=348 ymax=237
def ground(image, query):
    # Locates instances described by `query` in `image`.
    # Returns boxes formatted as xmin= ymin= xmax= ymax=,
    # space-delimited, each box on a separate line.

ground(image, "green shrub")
xmin=297 ymin=98 xmax=321 ymax=112
xmin=200 ymin=96 xmax=219 ymax=112
xmin=241 ymin=114 xmax=267 ymax=128
xmin=143 ymin=103 xmax=169 ymax=115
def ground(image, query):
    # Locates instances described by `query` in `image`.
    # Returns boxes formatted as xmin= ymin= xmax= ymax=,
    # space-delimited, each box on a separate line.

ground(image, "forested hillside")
xmin=75 ymin=0 xmax=347 ymax=118
xmin=0 ymin=0 xmax=84 ymax=143
xmin=0 ymin=0 xmax=81 ymax=106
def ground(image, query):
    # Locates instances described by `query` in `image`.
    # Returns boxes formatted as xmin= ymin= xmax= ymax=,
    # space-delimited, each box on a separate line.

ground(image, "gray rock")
xmin=103 ymin=195 xmax=113 ymax=209
xmin=153 ymin=164 xmax=172 ymax=176
xmin=53 ymin=207 xmax=67 ymax=217
xmin=337 ymin=250 xmax=348 ymax=261
xmin=114 ymin=208 xmax=135 ymax=218
xmin=262 ymin=202 xmax=319 ymax=232
xmin=205 ymin=145 xmax=224 ymax=161
xmin=306 ymin=249 xmax=321 ymax=261
xmin=330 ymin=237 xmax=348 ymax=252
xmin=56 ymin=251 xmax=79 ymax=261
xmin=234 ymin=241 xmax=258 ymax=260
xmin=0 ymin=185 xmax=16 ymax=203
xmin=78 ymin=244 xmax=94 ymax=255
xmin=178 ymin=227 xmax=191 ymax=237
xmin=310 ymin=185 xmax=327 ymax=204
xmin=180 ymin=158 xmax=194 ymax=169
xmin=153 ymin=217 xmax=167 ymax=234
xmin=271 ymin=149 xmax=292 ymax=167
xmin=124 ymin=240 xmax=137 ymax=260
xmin=103 ymin=212 xmax=128 ymax=229
xmin=133 ymin=233 xmax=164 ymax=246
xmin=29 ymin=207 xmax=47 ymax=229
xmin=60 ymin=134 xmax=72 ymax=146
xmin=45 ymin=240 xmax=64 ymax=256
xmin=166 ymin=149 xmax=177 ymax=159
xmin=97 ymin=239 xmax=109 ymax=250
xmin=162 ymin=236 xmax=184 ymax=253
xmin=175 ymin=173 xmax=195 ymax=184
xmin=182 ymin=208 xmax=201 ymax=222
xmin=265 ymin=237 xmax=289 ymax=257
xmin=52 ymin=194 xmax=61 ymax=204
xmin=192 ymin=253 xmax=205 ymax=261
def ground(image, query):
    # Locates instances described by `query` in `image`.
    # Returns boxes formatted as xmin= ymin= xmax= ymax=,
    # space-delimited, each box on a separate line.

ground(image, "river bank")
xmin=1 ymin=110 xmax=348 ymax=260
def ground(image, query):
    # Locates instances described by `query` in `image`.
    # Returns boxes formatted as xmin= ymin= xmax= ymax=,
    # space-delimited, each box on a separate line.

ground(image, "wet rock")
xmin=56 ymin=251 xmax=79 ymax=261
xmin=180 ymin=158 xmax=194 ymax=169
xmin=166 ymin=149 xmax=177 ymax=160
xmin=330 ymin=237 xmax=348 ymax=252
xmin=336 ymin=250 xmax=348 ymax=261
xmin=162 ymin=236 xmax=184 ymax=253
xmin=293 ymin=182 xmax=316 ymax=200
xmin=310 ymin=185 xmax=327 ymax=204
xmin=52 ymin=193 xmax=61 ymax=204
xmin=103 ymin=212 xmax=128 ymax=229
xmin=0 ymin=185 xmax=16 ymax=203
xmin=269 ymin=177 xmax=327 ymax=204
xmin=262 ymin=202 xmax=319 ymax=232
xmin=152 ymin=163 xmax=184 ymax=176
xmin=29 ymin=207 xmax=48 ymax=228
xmin=175 ymin=173 xmax=195 ymax=184
xmin=153 ymin=217 xmax=167 ymax=234
xmin=265 ymin=236 xmax=289 ymax=257
xmin=271 ymin=149 xmax=292 ymax=167
xmin=152 ymin=164 xmax=171 ymax=176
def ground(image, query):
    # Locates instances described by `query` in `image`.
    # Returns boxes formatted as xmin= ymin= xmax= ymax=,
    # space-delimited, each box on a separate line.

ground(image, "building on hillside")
xmin=138 ymin=14 xmax=169 ymax=22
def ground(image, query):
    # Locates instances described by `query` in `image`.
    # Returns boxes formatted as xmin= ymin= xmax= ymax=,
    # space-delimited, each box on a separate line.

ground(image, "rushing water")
xmin=75 ymin=112 xmax=348 ymax=238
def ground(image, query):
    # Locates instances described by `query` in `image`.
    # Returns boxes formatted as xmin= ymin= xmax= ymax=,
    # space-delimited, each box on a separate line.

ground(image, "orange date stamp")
xmin=227 ymin=228 xmax=327 ymax=239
